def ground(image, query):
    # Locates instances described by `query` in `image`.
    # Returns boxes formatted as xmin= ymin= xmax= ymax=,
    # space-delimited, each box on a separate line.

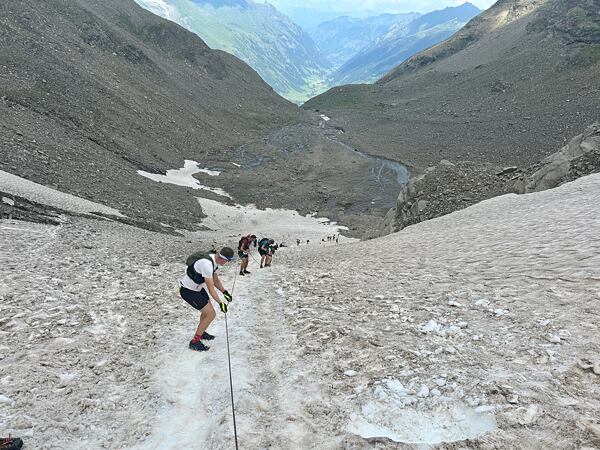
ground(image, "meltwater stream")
xmin=324 ymin=132 xmax=410 ymax=187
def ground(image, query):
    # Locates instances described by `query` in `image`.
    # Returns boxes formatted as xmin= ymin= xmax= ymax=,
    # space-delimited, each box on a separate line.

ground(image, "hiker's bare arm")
xmin=204 ymin=277 xmax=223 ymax=303
xmin=213 ymin=273 xmax=226 ymax=293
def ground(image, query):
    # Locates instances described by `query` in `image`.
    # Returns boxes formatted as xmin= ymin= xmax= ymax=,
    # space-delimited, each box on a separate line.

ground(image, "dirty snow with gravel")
xmin=195 ymin=196 xmax=349 ymax=242
xmin=1 ymin=174 xmax=600 ymax=449
xmin=0 ymin=170 xmax=124 ymax=217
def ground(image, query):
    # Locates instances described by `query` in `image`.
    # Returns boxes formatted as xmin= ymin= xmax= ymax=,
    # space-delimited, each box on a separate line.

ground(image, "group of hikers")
xmin=178 ymin=234 xmax=279 ymax=352
xmin=295 ymin=234 xmax=340 ymax=245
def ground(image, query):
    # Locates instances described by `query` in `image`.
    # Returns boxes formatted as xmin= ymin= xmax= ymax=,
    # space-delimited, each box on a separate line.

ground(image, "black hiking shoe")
xmin=260 ymin=265 xmax=263 ymax=269
xmin=239 ymin=270 xmax=245 ymax=276
xmin=0 ymin=436 xmax=23 ymax=450
xmin=189 ymin=340 xmax=210 ymax=352
xmin=201 ymin=331 xmax=215 ymax=341
xmin=244 ymin=270 xmax=251 ymax=274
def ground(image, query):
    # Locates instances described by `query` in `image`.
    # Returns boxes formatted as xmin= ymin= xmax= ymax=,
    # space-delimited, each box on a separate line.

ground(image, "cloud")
xmin=268 ymin=0 xmax=496 ymax=14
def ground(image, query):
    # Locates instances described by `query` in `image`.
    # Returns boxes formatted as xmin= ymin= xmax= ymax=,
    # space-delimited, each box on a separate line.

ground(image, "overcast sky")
xmin=268 ymin=0 xmax=496 ymax=14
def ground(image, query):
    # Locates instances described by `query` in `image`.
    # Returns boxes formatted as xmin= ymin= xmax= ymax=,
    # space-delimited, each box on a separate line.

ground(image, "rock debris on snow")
xmin=1 ymin=174 xmax=599 ymax=448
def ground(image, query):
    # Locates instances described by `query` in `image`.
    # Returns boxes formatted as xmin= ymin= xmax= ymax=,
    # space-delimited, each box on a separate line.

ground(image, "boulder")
xmin=517 ymin=122 xmax=600 ymax=193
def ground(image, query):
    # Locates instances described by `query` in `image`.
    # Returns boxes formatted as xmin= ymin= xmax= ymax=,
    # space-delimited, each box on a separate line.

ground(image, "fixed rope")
xmin=225 ymin=267 xmax=239 ymax=450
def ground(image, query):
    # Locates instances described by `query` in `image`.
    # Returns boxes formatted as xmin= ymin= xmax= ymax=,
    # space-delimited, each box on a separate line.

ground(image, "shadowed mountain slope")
xmin=305 ymin=0 xmax=600 ymax=171
xmin=0 ymin=0 xmax=304 ymax=230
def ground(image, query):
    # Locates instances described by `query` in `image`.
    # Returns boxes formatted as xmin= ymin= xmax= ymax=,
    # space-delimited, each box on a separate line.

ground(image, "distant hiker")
xmin=267 ymin=242 xmax=278 ymax=267
xmin=258 ymin=237 xmax=275 ymax=268
xmin=180 ymin=247 xmax=235 ymax=352
xmin=238 ymin=234 xmax=256 ymax=276
xmin=307 ymin=239 xmax=310 ymax=244
xmin=296 ymin=239 xmax=300 ymax=246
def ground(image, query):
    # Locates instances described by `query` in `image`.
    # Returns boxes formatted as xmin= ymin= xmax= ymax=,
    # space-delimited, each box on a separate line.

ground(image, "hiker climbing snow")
xmin=258 ymin=237 xmax=275 ymax=268
xmin=179 ymin=247 xmax=235 ymax=352
xmin=238 ymin=234 xmax=256 ymax=276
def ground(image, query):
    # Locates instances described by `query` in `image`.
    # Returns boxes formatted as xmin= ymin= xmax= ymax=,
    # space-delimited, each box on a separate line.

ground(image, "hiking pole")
xmin=250 ymin=253 xmax=261 ymax=267
xmin=225 ymin=267 xmax=239 ymax=450
xmin=224 ymin=313 xmax=239 ymax=450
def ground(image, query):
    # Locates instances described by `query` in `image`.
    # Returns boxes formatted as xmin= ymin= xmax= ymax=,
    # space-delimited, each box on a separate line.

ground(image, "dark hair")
xmin=250 ymin=235 xmax=257 ymax=239
xmin=269 ymin=239 xmax=274 ymax=244
xmin=220 ymin=247 xmax=234 ymax=259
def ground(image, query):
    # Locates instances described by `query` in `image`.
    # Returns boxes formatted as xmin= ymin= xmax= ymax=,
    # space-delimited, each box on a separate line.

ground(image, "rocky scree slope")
xmin=369 ymin=122 xmax=600 ymax=238
xmin=0 ymin=0 xmax=303 ymax=231
xmin=305 ymin=0 xmax=600 ymax=171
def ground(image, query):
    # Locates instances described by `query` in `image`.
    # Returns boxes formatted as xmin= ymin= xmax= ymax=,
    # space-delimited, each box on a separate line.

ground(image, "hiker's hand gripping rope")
xmin=219 ymin=301 xmax=228 ymax=313
xmin=223 ymin=290 xmax=233 ymax=302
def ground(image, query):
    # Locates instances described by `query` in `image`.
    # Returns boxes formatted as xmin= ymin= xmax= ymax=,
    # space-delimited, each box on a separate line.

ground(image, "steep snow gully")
xmin=1 ymin=174 xmax=600 ymax=449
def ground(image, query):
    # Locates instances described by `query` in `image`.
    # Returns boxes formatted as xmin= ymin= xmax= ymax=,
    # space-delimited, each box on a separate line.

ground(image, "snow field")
xmin=1 ymin=174 xmax=599 ymax=448
xmin=0 ymin=169 xmax=124 ymax=217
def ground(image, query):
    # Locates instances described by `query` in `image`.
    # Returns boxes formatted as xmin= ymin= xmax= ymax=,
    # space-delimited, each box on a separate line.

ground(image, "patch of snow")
xmin=347 ymin=403 xmax=496 ymax=444
xmin=138 ymin=160 xmax=230 ymax=198
xmin=0 ymin=394 xmax=14 ymax=405
xmin=2 ymin=196 xmax=14 ymax=206
xmin=320 ymin=114 xmax=331 ymax=122
xmin=194 ymin=197 xmax=351 ymax=240
xmin=420 ymin=319 xmax=442 ymax=333
xmin=0 ymin=170 xmax=124 ymax=217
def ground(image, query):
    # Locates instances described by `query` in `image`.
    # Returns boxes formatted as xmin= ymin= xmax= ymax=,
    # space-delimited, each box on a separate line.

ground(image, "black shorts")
xmin=258 ymin=249 xmax=267 ymax=256
xmin=238 ymin=250 xmax=248 ymax=258
xmin=180 ymin=286 xmax=209 ymax=311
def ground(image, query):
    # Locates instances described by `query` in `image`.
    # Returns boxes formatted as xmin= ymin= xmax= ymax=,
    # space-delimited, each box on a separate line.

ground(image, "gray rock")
xmin=497 ymin=166 xmax=518 ymax=176
xmin=517 ymin=122 xmax=600 ymax=193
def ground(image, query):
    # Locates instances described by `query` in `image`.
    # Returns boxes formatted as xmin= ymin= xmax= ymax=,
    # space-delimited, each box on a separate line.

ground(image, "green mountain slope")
xmin=308 ymin=13 xmax=420 ymax=70
xmin=331 ymin=3 xmax=481 ymax=85
xmin=135 ymin=0 xmax=330 ymax=102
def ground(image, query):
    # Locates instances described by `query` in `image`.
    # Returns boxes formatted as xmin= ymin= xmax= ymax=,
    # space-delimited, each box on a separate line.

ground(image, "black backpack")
xmin=185 ymin=251 xmax=216 ymax=284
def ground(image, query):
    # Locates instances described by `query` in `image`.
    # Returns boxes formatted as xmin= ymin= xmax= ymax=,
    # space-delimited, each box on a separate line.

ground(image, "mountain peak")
xmin=379 ymin=0 xmax=548 ymax=82
xmin=191 ymin=0 xmax=252 ymax=8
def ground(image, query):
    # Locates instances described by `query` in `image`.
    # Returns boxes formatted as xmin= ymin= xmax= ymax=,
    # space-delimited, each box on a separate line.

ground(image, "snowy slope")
xmin=1 ymin=174 xmax=599 ymax=448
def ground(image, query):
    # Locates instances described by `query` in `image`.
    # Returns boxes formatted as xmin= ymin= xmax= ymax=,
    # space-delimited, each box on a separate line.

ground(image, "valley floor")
xmin=1 ymin=175 xmax=600 ymax=449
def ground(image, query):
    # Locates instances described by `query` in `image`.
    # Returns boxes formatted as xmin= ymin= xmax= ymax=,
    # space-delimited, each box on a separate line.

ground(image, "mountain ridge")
xmin=136 ymin=0 xmax=330 ymax=102
xmin=331 ymin=2 xmax=481 ymax=85
xmin=305 ymin=0 xmax=600 ymax=171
